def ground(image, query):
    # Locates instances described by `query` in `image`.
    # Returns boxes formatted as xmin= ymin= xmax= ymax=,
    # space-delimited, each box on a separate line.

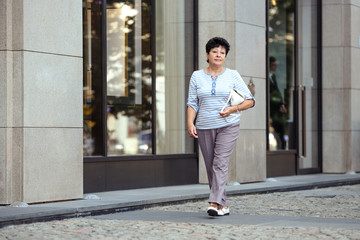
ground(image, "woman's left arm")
xmin=219 ymin=99 xmax=255 ymax=117
xmin=237 ymin=99 xmax=255 ymax=111
xmin=234 ymin=70 xmax=256 ymax=108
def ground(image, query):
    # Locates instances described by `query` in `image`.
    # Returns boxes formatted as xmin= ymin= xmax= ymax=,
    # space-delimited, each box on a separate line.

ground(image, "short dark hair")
xmin=205 ymin=37 xmax=230 ymax=56
xmin=269 ymin=56 xmax=276 ymax=64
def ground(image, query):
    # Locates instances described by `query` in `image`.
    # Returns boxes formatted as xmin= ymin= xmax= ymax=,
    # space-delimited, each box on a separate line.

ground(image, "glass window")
xmin=83 ymin=0 xmax=196 ymax=156
xmin=83 ymin=0 xmax=104 ymax=156
xmin=268 ymin=0 xmax=295 ymax=151
xmin=106 ymin=0 xmax=152 ymax=155
xmin=155 ymin=0 xmax=195 ymax=154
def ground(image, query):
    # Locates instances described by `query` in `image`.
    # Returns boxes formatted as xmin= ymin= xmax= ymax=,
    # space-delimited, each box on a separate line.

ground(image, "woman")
xmin=187 ymin=37 xmax=255 ymax=216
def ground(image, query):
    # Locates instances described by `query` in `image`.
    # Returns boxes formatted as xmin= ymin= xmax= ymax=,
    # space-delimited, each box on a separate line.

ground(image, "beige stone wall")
xmin=322 ymin=0 xmax=360 ymax=173
xmin=0 ymin=0 xmax=83 ymax=204
xmin=198 ymin=0 xmax=267 ymax=184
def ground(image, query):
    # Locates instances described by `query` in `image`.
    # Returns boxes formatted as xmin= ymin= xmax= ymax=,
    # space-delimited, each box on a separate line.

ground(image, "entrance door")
xmin=267 ymin=0 xmax=321 ymax=177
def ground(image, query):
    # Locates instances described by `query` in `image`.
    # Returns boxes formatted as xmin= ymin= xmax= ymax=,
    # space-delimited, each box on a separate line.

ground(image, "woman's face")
xmin=207 ymin=46 xmax=226 ymax=66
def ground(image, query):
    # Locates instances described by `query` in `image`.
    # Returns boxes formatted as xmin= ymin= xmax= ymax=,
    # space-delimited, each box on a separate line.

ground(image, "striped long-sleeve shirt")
xmin=187 ymin=68 xmax=255 ymax=130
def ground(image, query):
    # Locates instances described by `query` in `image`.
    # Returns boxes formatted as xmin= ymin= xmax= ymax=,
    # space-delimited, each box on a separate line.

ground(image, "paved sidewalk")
xmin=92 ymin=209 xmax=360 ymax=230
xmin=1 ymin=173 xmax=359 ymax=227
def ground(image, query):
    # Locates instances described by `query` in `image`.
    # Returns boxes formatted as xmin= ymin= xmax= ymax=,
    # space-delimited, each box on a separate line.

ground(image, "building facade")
xmin=1 ymin=0 xmax=359 ymax=204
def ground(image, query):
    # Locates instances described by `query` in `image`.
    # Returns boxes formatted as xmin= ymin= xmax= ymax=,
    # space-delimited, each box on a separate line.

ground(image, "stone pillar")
xmin=198 ymin=0 xmax=266 ymax=184
xmin=0 ymin=0 xmax=83 ymax=204
xmin=322 ymin=0 xmax=360 ymax=173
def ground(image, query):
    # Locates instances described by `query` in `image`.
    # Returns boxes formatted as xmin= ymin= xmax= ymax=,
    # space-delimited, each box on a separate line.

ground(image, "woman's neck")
xmin=206 ymin=65 xmax=225 ymax=77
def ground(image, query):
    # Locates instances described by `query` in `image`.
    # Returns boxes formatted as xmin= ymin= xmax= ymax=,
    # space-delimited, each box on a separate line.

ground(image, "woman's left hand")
xmin=219 ymin=106 xmax=237 ymax=117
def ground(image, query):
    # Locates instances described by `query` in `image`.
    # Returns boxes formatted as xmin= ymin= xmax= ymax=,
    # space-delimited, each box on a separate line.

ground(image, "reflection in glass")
xmin=268 ymin=0 xmax=295 ymax=150
xmin=106 ymin=0 xmax=152 ymax=155
xmin=155 ymin=0 xmax=195 ymax=154
xmin=83 ymin=0 xmax=104 ymax=156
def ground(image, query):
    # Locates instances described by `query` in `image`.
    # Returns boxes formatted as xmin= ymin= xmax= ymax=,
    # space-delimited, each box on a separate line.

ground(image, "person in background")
xmin=187 ymin=37 xmax=255 ymax=216
xmin=269 ymin=56 xmax=287 ymax=149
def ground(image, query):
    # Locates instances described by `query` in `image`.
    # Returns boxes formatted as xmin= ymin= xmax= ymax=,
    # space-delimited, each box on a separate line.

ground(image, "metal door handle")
xmin=301 ymin=85 xmax=306 ymax=158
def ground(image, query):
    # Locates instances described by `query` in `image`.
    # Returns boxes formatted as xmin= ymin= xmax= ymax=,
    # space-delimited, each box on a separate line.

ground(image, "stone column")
xmin=198 ymin=0 xmax=266 ymax=184
xmin=322 ymin=0 xmax=360 ymax=173
xmin=0 ymin=0 xmax=83 ymax=204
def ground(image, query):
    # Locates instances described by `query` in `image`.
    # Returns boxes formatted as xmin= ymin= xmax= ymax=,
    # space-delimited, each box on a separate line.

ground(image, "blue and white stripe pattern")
xmin=187 ymin=68 xmax=255 ymax=130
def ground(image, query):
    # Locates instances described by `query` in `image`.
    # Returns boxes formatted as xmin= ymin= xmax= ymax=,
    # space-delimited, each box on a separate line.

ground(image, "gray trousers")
xmin=197 ymin=123 xmax=240 ymax=206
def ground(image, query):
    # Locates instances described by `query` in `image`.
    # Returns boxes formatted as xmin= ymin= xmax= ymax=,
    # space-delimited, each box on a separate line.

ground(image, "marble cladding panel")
xmin=0 ymin=128 xmax=6 ymax=203
xmin=0 ymin=0 xmax=6 ymax=50
xmin=235 ymin=0 xmax=265 ymax=27
xmin=0 ymin=50 xmax=22 ymax=128
xmin=0 ymin=0 xmax=22 ymax=49
xmin=23 ymin=52 xmax=82 ymax=128
xmin=11 ymin=128 xmax=24 ymax=203
xmin=0 ymin=128 xmax=24 ymax=204
xmin=228 ymin=150 xmax=237 ymax=183
xmin=23 ymin=0 xmax=82 ymax=56
xmin=351 ymin=89 xmax=360 ymax=130
xmin=351 ymin=48 xmax=360 ymax=89
xmin=325 ymin=0 xmax=360 ymax=5
xmin=198 ymin=147 xmax=207 ymax=184
xmin=322 ymin=0 xmax=346 ymax=4
xmin=351 ymin=4 xmax=360 ymax=48
xmin=322 ymin=47 xmax=347 ymax=89
xmin=235 ymin=23 xmax=266 ymax=79
xmin=23 ymin=128 xmax=83 ymax=203
xmin=0 ymin=51 xmax=7 ymax=127
xmin=322 ymin=4 xmax=346 ymax=47
xmin=198 ymin=0 xmax=228 ymax=22
xmin=240 ymin=77 xmax=266 ymax=130
xmin=351 ymin=130 xmax=360 ymax=172
xmin=10 ymin=0 xmax=24 ymax=50
xmin=350 ymin=0 xmax=360 ymax=7
xmin=343 ymin=47 xmax=352 ymax=90
xmin=12 ymin=51 xmax=24 ymax=128
xmin=299 ymin=0 xmax=319 ymax=7
xmin=322 ymin=0 xmax=360 ymax=7
xmin=235 ymin=129 xmax=266 ymax=183
xmin=322 ymin=130 xmax=348 ymax=173
xmin=225 ymin=0 xmax=236 ymax=21
xmin=322 ymin=89 xmax=351 ymax=131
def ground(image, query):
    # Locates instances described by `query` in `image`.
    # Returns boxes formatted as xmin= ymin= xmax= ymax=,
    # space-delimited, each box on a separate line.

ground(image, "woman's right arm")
xmin=187 ymin=107 xmax=198 ymax=138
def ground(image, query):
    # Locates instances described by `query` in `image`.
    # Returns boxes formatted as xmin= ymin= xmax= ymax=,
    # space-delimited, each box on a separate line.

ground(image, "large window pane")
xmin=83 ymin=0 xmax=104 ymax=156
xmin=268 ymin=0 xmax=295 ymax=151
xmin=84 ymin=0 xmax=195 ymax=156
xmin=155 ymin=0 xmax=194 ymax=154
xmin=106 ymin=0 xmax=152 ymax=155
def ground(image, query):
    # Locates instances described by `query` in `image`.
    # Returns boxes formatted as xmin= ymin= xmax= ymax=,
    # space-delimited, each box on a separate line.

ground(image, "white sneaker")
xmin=207 ymin=203 xmax=219 ymax=216
xmin=218 ymin=206 xmax=230 ymax=216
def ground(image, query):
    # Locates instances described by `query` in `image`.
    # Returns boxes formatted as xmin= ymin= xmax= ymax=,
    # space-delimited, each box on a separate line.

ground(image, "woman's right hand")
xmin=187 ymin=107 xmax=198 ymax=138
xmin=187 ymin=124 xmax=198 ymax=138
